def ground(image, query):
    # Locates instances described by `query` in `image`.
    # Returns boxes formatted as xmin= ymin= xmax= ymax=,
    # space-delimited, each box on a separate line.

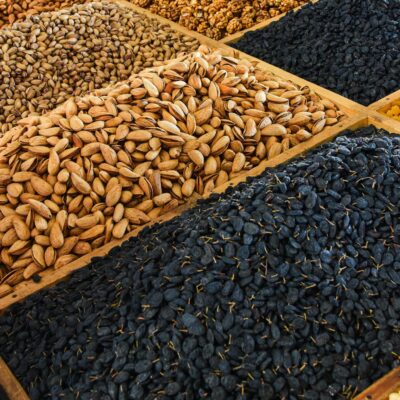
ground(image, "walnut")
xmin=132 ymin=0 xmax=153 ymax=7
xmin=129 ymin=0 xmax=311 ymax=39
xmin=206 ymin=0 xmax=228 ymax=15
xmin=241 ymin=13 xmax=256 ymax=29
xmin=227 ymin=0 xmax=244 ymax=15
xmin=205 ymin=27 xmax=223 ymax=40
xmin=226 ymin=17 xmax=242 ymax=34
xmin=268 ymin=8 xmax=280 ymax=17
xmin=196 ymin=21 xmax=209 ymax=33
xmin=241 ymin=5 xmax=257 ymax=20
xmin=256 ymin=10 xmax=271 ymax=22
xmin=209 ymin=9 xmax=232 ymax=29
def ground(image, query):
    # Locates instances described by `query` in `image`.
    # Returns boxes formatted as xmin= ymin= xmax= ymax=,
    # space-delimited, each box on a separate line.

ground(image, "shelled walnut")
xmin=130 ymin=0 xmax=311 ymax=39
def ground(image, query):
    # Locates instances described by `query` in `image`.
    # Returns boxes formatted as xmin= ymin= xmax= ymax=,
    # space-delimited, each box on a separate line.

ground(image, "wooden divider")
xmin=354 ymin=367 xmax=400 ymax=400
xmin=368 ymin=88 xmax=400 ymax=134
xmin=0 ymin=358 xmax=29 ymax=400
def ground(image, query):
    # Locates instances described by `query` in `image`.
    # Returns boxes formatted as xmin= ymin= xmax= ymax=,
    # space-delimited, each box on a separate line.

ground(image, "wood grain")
xmin=0 ymin=358 xmax=29 ymax=400
xmin=368 ymin=111 xmax=400 ymax=135
xmin=368 ymin=88 xmax=400 ymax=112
xmin=367 ymin=89 xmax=400 ymax=134
xmin=354 ymin=367 xmax=400 ymax=400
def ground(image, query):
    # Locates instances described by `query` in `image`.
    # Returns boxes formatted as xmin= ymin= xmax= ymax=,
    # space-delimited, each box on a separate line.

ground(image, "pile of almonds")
xmin=0 ymin=1 xmax=199 ymax=134
xmin=0 ymin=45 xmax=343 ymax=296
xmin=0 ymin=0 xmax=88 ymax=28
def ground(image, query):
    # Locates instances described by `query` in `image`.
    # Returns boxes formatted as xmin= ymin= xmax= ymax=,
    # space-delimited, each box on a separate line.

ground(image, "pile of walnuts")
xmin=133 ymin=0 xmax=310 ymax=39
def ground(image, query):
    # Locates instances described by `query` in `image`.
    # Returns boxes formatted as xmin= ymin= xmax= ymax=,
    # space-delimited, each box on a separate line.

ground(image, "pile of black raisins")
xmin=233 ymin=0 xmax=400 ymax=105
xmin=0 ymin=126 xmax=399 ymax=400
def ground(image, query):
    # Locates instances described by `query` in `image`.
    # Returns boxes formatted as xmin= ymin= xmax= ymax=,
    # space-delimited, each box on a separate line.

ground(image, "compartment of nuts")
xmin=0 ymin=45 xmax=343 ymax=293
xmin=0 ymin=1 xmax=199 ymax=134
xmin=128 ymin=0 xmax=311 ymax=40
xmin=0 ymin=0 xmax=89 ymax=28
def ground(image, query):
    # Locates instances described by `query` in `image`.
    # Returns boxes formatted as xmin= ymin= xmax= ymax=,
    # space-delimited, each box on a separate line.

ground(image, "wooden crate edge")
xmin=368 ymin=110 xmax=400 ymax=134
xmin=354 ymin=366 xmax=400 ymax=400
xmin=0 ymin=357 xmax=29 ymax=400
xmin=368 ymin=88 xmax=400 ymax=112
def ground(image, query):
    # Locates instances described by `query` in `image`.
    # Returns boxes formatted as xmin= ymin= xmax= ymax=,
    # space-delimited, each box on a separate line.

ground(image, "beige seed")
xmin=232 ymin=153 xmax=246 ymax=173
xmin=31 ymin=176 xmax=53 ymax=197
xmin=50 ymin=221 xmax=64 ymax=249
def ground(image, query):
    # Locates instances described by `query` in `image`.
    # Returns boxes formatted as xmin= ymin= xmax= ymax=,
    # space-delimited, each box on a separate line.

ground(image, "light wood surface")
xmin=0 ymin=358 xmax=29 ymax=400
xmin=220 ymin=0 xmax=319 ymax=45
xmin=354 ymin=367 xmax=400 ymax=400
xmin=367 ymin=89 xmax=400 ymax=134
xmin=368 ymin=111 xmax=400 ymax=135
xmin=368 ymin=88 xmax=400 ymax=112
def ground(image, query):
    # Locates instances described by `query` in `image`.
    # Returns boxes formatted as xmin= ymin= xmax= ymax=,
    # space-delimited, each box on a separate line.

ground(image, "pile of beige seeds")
xmin=0 ymin=45 xmax=343 ymax=292
xmin=0 ymin=1 xmax=199 ymax=134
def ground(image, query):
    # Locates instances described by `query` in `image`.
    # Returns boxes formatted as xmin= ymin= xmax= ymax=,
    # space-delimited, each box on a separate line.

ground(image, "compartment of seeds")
xmin=119 ymin=0 xmax=312 ymax=40
xmin=0 ymin=44 xmax=353 ymax=301
xmin=0 ymin=125 xmax=399 ymax=400
xmin=232 ymin=0 xmax=400 ymax=106
xmin=0 ymin=1 xmax=199 ymax=134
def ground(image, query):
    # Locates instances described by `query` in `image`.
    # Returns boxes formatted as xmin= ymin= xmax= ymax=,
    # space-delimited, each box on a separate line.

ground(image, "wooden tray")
xmin=0 ymin=0 xmax=368 ymax=313
xmin=0 ymin=2 xmax=397 ymax=399
xmin=354 ymin=367 xmax=400 ymax=400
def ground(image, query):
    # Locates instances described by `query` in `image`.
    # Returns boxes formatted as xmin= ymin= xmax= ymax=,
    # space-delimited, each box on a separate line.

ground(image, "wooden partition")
xmin=0 ymin=358 xmax=29 ymax=400
xmin=368 ymin=88 xmax=400 ymax=134
xmin=354 ymin=367 xmax=400 ymax=400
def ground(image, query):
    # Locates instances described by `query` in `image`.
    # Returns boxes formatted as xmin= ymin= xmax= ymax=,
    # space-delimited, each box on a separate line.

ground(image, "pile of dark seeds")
xmin=233 ymin=0 xmax=400 ymax=105
xmin=1 ymin=126 xmax=400 ymax=400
